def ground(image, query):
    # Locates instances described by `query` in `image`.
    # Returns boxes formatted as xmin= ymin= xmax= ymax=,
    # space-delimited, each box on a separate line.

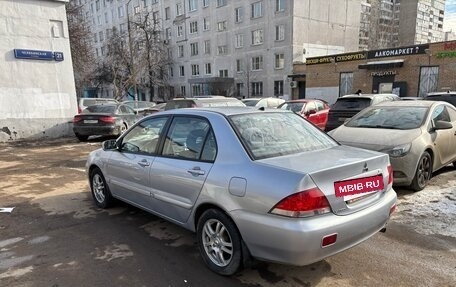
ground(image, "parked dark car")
xmin=325 ymin=93 xmax=400 ymax=132
xmin=425 ymin=91 xmax=456 ymax=106
xmin=164 ymin=97 xmax=245 ymax=110
xmin=73 ymin=104 xmax=139 ymax=141
xmin=278 ymin=99 xmax=330 ymax=130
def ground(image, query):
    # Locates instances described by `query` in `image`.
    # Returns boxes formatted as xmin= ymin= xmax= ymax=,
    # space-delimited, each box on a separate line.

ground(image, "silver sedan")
xmin=329 ymin=101 xmax=456 ymax=191
xmin=86 ymin=107 xmax=397 ymax=275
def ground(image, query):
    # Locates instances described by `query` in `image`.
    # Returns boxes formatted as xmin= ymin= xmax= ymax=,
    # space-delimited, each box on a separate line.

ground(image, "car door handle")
xmin=187 ymin=168 xmax=205 ymax=176
xmin=137 ymin=160 xmax=150 ymax=167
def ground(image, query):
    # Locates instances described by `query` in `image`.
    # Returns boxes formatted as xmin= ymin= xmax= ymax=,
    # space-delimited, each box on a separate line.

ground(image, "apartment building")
xmin=79 ymin=0 xmax=361 ymax=100
xmin=359 ymin=0 xmax=446 ymax=50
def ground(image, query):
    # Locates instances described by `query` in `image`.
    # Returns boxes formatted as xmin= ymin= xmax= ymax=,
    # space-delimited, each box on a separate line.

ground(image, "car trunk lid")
xmin=258 ymin=145 xmax=390 ymax=215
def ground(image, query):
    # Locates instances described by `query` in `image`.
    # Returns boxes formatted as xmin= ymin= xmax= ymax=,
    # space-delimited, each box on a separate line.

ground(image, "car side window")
xmin=121 ymin=117 xmax=168 ymax=154
xmin=125 ymin=106 xmax=135 ymax=114
xmin=316 ymin=101 xmax=325 ymax=111
xmin=432 ymin=105 xmax=451 ymax=123
xmin=119 ymin=106 xmax=128 ymax=114
xmin=305 ymin=102 xmax=316 ymax=113
xmin=447 ymin=106 xmax=456 ymax=122
xmin=162 ymin=117 xmax=212 ymax=161
xmin=201 ymin=130 xmax=217 ymax=162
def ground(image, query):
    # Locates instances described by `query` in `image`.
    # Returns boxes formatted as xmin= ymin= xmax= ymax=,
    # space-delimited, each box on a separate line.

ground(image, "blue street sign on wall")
xmin=14 ymin=49 xmax=64 ymax=62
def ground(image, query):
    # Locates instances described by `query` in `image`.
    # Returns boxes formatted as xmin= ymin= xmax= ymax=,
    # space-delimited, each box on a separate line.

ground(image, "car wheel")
xmin=411 ymin=152 xmax=432 ymax=191
xmin=76 ymin=134 xmax=88 ymax=142
xmin=197 ymin=209 xmax=243 ymax=275
xmin=120 ymin=123 xmax=127 ymax=134
xmin=90 ymin=168 xmax=114 ymax=208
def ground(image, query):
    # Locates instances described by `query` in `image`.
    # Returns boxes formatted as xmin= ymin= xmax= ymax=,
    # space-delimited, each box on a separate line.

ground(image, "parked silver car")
xmin=86 ymin=107 xmax=397 ymax=275
xmin=329 ymin=101 xmax=456 ymax=191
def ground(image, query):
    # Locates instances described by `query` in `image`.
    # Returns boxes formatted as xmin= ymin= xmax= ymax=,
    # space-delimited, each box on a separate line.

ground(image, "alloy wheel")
xmin=201 ymin=219 xmax=233 ymax=267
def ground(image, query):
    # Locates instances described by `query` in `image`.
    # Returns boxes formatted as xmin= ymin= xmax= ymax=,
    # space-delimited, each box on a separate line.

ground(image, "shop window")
xmin=418 ymin=66 xmax=439 ymax=98
xmin=339 ymin=72 xmax=353 ymax=97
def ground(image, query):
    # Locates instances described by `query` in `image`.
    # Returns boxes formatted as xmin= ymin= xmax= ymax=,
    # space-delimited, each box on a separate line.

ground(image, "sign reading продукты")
xmin=14 ymin=49 xmax=64 ymax=61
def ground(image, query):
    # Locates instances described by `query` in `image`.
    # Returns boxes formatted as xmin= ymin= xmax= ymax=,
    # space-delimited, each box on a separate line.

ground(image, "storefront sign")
xmin=306 ymin=56 xmax=334 ymax=65
xmin=370 ymin=70 xmax=397 ymax=77
xmin=367 ymin=44 xmax=429 ymax=59
xmin=14 ymin=49 xmax=64 ymax=61
xmin=306 ymin=52 xmax=367 ymax=65
xmin=436 ymin=51 xmax=456 ymax=58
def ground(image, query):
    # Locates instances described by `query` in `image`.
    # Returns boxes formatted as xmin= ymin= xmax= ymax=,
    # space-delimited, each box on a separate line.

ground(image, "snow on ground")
xmin=393 ymin=180 xmax=456 ymax=238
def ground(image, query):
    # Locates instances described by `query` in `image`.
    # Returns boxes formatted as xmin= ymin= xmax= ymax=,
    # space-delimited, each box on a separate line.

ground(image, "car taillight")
xmin=99 ymin=116 xmax=116 ymax=123
xmin=387 ymin=164 xmax=393 ymax=185
xmin=270 ymin=187 xmax=331 ymax=218
xmin=73 ymin=116 xmax=82 ymax=123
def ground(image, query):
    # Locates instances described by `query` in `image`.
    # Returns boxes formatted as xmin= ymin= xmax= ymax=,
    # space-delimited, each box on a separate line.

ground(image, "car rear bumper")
xmin=73 ymin=125 xmax=120 ymax=137
xmin=231 ymin=188 xmax=396 ymax=266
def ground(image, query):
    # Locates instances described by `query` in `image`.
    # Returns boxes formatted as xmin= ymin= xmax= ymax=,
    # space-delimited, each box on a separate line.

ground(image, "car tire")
xmin=120 ymin=123 xmax=127 ymax=134
xmin=411 ymin=151 xmax=432 ymax=191
xmin=197 ymin=209 xmax=243 ymax=276
xmin=89 ymin=168 xmax=114 ymax=208
xmin=76 ymin=134 xmax=89 ymax=142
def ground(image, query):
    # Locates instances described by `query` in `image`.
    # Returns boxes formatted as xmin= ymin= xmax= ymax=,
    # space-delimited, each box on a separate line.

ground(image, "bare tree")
xmin=66 ymin=1 xmax=95 ymax=98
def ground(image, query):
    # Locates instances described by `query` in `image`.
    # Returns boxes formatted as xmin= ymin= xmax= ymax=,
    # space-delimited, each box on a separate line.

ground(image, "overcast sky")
xmin=444 ymin=0 xmax=456 ymax=32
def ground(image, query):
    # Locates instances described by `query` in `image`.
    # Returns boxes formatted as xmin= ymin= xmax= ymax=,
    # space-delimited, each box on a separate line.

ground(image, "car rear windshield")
xmin=83 ymin=105 xmax=117 ymax=114
xmin=279 ymin=102 xmax=305 ymax=113
xmin=198 ymin=99 xmax=245 ymax=107
xmin=346 ymin=106 xmax=428 ymax=130
xmin=83 ymin=99 xmax=117 ymax=106
xmin=229 ymin=112 xmax=337 ymax=160
xmin=164 ymin=100 xmax=194 ymax=110
xmin=331 ymin=98 xmax=372 ymax=110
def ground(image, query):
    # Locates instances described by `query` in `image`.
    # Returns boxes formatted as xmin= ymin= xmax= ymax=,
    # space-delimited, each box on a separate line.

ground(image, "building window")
xmin=190 ymin=21 xmax=198 ymax=34
xmin=339 ymin=72 xmax=354 ymax=97
xmin=165 ymin=28 xmax=171 ymax=39
xmin=165 ymin=7 xmax=170 ymax=20
xmin=169 ymin=66 xmax=174 ymax=77
xmin=179 ymin=66 xmax=185 ymax=77
xmin=235 ymin=7 xmax=243 ymax=23
xmin=236 ymin=83 xmax=244 ymax=97
xmin=99 ymin=31 xmax=104 ymax=42
xmin=218 ymin=45 xmax=228 ymax=55
xmin=251 ymin=1 xmax=263 ymax=19
xmin=251 ymin=82 xmax=263 ymax=96
xmin=203 ymin=0 xmax=209 ymax=7
xmin=96 ymin=0 xmax=100 ymax=11
xmin=192 ymin=84 xmax=203 ymax=96
xmin=236 ymin=59 xmax=243 ymax=73
xmin=190 ymin=42 xmax=199 ymax=56
xmin=97 ymin=15 xmax=102 ymax=25
xmin=251 ymin=56 xmax=263 ymax=70
xmin=275 ymin=0 xmax=285 ymax=12
xmin=118 ymin=6 xmax=124 ymax=17
xmin=203 ymin=17 xmax=210 ymax=31
xmin=176 ymin=3 xmax=184 ymax=16
xmin=177 ymin=25 xmax=184 ymax=37
xmin=120 ymin=23 xmax=127 ymax=34
xmin=235 ymin=34 xmax=244 ymax=48
xmin=418 ymin=66 xmax=439 ymax=97
xmin=275 ymin=25 xmax=285 ymax=41
xmin=152 ymin=0 xmax=158 ymax=4
xmin=178 ymin=45 xmax=184 ymax=57
xmin=217 ymin=21 xmax=227 ymax=31
xmin=101 ymin=46 xmax=105 ymax=56
xmin=142 ymin=0 xmax=148 ymax=7
xmin=191 ymin=64 xmax=200 ymax=76
xmin=104 ymin=12 xmax=109 ymax=24
xmin=204 ymin=40 xmax=211 ymax=54
xmin=252 ymin=29 xmax=264 ymax=45
xmin=219 ymin=69 xmax=228 ymax=77
xmin=275 ymin=53 xmax=284 ymax=69
xmin=134 ymin=6 xmax=140 ymax=14
xmin=188 ymin=0 xmax=197 ymax=11
xmin=180 ymin=85 xmax=186 ymax=96
xmin=205 ymin=63 xmax=212 ymax=75
xmin=274 ymin=81 xmax=284 ymax=96
xmin=217 ymin=0 xmax=227 ymax=7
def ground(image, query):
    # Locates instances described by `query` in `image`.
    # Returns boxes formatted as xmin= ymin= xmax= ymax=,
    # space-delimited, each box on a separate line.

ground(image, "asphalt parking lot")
xmin=0 ymin=138 xmax=455 ymax=287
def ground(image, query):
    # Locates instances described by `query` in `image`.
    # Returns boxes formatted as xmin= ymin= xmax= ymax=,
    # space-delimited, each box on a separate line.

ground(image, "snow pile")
xmin=393 ymin=181 xmax=456 ymax=238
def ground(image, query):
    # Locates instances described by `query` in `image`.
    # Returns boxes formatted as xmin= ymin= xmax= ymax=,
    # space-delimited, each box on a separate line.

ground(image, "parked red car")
xmin=278 ymin=99 xmax=330 ymax=130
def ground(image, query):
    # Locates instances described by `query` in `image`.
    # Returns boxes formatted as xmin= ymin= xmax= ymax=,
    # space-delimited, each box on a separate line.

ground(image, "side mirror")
xmin=102 ymin=139 xmax=119 ymax=151
xmin=433 ymin=120 xmax=453 ymax=130
xmin=305 ymin=109 xmax=317 ymax=116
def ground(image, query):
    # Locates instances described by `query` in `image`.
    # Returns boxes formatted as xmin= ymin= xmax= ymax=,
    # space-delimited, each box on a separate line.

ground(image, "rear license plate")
xmin=334 ymin=175 xmax=384 ymax=198
xmin=84 ymin=120 xmax=98 ymax=124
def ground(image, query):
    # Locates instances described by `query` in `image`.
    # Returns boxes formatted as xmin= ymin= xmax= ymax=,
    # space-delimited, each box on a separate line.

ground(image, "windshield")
xmin=83 ymin=105 xmax=117 ymax=114
xmin=279 ymin=102 xmax=305 ymax=113
xmin=230 ymin=112 xmax=337 ymax=160
xmin=331 ymin=98 xmax=372 ymax=110
xmin=243 ymin=99 xmax=260 ymax=107
xmin=346 ymin=106 xmax=428 ymax=130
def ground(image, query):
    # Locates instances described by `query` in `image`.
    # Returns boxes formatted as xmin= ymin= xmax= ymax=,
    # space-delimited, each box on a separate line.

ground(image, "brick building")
xmin=291 ymin=40 xmax=456 ymax=104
